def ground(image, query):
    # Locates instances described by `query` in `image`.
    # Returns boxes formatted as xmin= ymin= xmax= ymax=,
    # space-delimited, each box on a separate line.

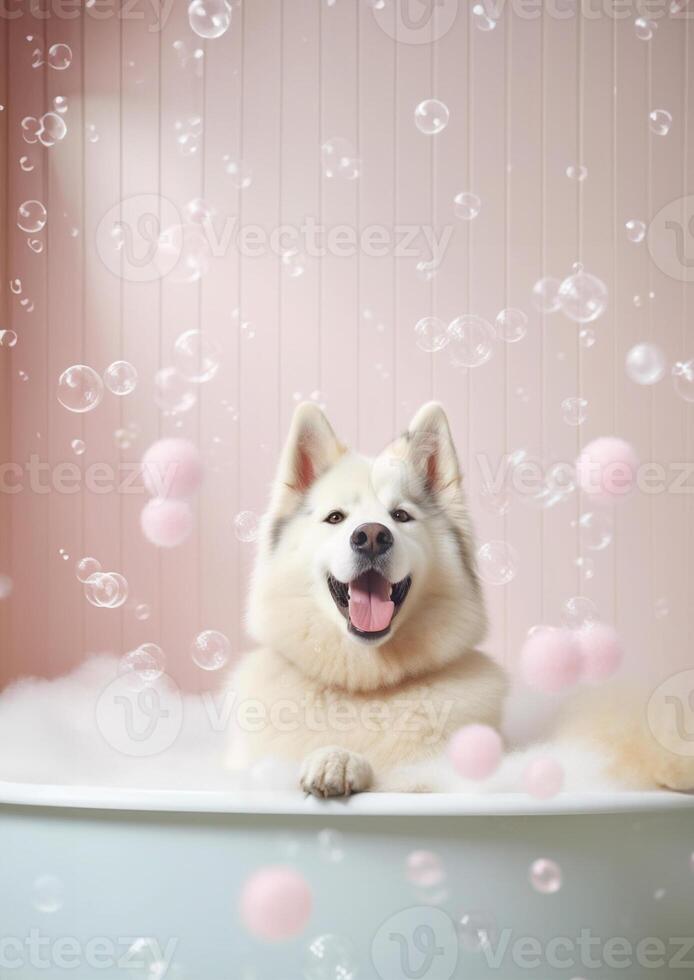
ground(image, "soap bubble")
xmin=153 ymin=366 xmax=197 ymax=414
xmin=53 ymin=95 xmax=68 ymax=114
xmin=120 ymin=644 xmax=165 ymax=684
xmin=672 ymin=360 xmax=694 ymax=403
xmin=575 ymin=556 xmax=594 ymax=581
xmin=188 ymin=0 xmax=232 ymax=38
xmin=0 ymin=575 xmax=12 ymax=599
xmin=32 ymin=874 xmax=64 ymax=913
xmin=625 ymin=343 xmax=665 ymax=385
xmin=71 ymin=439 xmax=85 ymax=456
xmin=27 ymin=238 xmax=43 ymax=254
xmin=529 ymin=858 xmax=562 ymax=894
xmin=57 ymin=365 xmax=104 ymax=413
xmin=415 ymin=257 xmax=439 ymax=282
xmin=86 ymin=123 xmax=99 ymax=143
xmin=223 ymin=156 xmax=252 ymax=189
xmin=532 ymin=276 xmax=561 ymax=313
xmin=234 ymin=510 xmax=259 ymax=542
xmin=321 ymin=137 xmax=361 ymax=180
xmin=0 ymin=329 xmax=17 ymax=348
xmin=103 ymin=360 xmax=138 ymax=396
xmin=17 ymin=199 xmax=47 ymax=233
xmin=282 ymin=249 xmax=306 ymax=278
xmin=19 ymin=155 xmax=34 ymax=172
xmin=318 ymin=829 xmax=345 ymax=863
xmin=415 ymin=316 xmax=449 ymax=353
xmin=454 ymin=191 xmax=481 ymax=220
xmin=75 ymin=556 xmax=101 ymax=582
xmin=649 ymin=109 xmax=672 ymax=136
xmin=625 ymin=219 xmax=646 ymax=244
xmin=156 ymin=223 xmax=210 ymax=283
xmin=561 ymin=396 xmax=588 ymax=426
xmin=578 ymin=510 xmax=613 ymax=551
xmin=472 ymin=3 xmax=497 ymax=30
xmin=184 ymin=197 xmax=214 ymax=225
xmin=84 ymin=571 xmax=128 ymax=608
xmin=114 ymin=427 xmax=133 ymax=450
xmin=174 ymin=330 xmax=221 ymax=383
xmin=10 ymin=279 xmax=22 ymax=294
xmin=174 ymin=116 xmax=202 ymax=157
xmin=135 ymin=603 xmax=150 ymax=621
xmin=240 ymin=320 xmax=256 ymax=341
xmin=546 ymin=461 xmax=576 ymax=498
xmin=191 ymin=629 xmax=230 ymax=670
xmin=414 ymin=99 xmax=449 ymax=135
xmin=458 ymin=910 xmax=497 ymax=953
xmin=47 ymin=43 xmax=72 ymax=70
xmin=304 ymin=934 xmax=358 ymax=980
xmin=406 ymin=850 xmax=446 ymax=888
xmin=558 ymin=268 xmax=607 ymax=323
xmin=634 ymin=16 xmax=656 ymax=40
xmin=495 ymin=308 xmax=528 ymax=343
xmin=476 ymin=540 xmax=518 ymax=585
xmin=561 ymin=595 xmax=598 ymax=630
xmin=448 ymin=315 xmax=494 ymax=368
xmin=39 ymin=112 xmax=67 ymax=146
xmin=566 ymin=164 xmax=587 ymax=181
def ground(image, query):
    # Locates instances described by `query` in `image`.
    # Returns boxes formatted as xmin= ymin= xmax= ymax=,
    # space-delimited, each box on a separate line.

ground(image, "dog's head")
xmin=247 ymin=402 xmax=487 ymax=691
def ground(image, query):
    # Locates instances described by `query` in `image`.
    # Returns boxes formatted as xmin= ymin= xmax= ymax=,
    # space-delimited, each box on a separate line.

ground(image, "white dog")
xmin=228 ymin=402 xmax=694 ymax=797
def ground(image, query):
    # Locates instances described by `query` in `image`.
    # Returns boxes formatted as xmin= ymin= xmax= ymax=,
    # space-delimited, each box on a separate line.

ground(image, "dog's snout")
xmin=350 ymin=522 xmax=393 ymax=558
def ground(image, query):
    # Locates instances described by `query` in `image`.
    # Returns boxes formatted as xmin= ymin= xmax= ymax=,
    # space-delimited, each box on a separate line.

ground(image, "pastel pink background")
xmin=0 ymin=2 xmax=692 ymax=690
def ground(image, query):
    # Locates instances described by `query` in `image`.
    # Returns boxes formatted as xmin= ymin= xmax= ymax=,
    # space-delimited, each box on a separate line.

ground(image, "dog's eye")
xmin=324 ymin=511 xmax=345 ymax=524
xmin=392 ymin=509 xmax=413 ymax=523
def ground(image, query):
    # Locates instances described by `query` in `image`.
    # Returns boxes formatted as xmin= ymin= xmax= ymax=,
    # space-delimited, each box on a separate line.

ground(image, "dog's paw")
xmin=300 ymin=746 xmax=373 ymax=798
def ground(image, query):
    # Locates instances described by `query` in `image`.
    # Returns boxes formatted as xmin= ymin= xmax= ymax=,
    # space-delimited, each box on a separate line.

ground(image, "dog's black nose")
xmin=350 ymin=522 xmax=393 ymax=557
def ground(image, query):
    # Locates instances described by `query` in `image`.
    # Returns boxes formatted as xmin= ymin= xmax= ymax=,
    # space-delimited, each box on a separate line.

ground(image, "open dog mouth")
xmin=327 ymin=570 xmax=412 ymax=640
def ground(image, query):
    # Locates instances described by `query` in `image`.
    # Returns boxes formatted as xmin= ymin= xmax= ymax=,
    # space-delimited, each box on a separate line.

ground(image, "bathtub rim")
xmin=0 ymin=780 xmax=693 ymax=817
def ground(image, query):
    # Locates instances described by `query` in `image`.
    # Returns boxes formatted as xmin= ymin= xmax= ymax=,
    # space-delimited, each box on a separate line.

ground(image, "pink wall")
xmin=1 ymin=2 xmax=693 ymax=689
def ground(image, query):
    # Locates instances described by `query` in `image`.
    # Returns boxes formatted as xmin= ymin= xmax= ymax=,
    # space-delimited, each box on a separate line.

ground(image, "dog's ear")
xmin=271 ymin=402 xmax=344 ymax=514
xmin=406 ymin=402 xmax=461 ymax=499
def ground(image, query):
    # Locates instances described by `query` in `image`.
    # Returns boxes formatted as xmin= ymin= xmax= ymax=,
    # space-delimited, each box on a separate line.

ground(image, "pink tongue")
xmin=348 ymin=571 xmax=395 ymax=633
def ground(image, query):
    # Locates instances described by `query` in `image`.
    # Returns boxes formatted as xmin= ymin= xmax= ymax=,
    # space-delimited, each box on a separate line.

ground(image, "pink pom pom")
xmin=575 ymin=437 xmax=639 ymax=504
xmin=519 ymin=628 xmax=582 ymax=694
xmin=576 ymin=623 xmax=624 ymax=683
xmin=448 ymin=724 xmax=503 ymax=780
xmin=523 ymin=757 xmax=565 ymax=799
xmin=142 ymin=438 xmax=204 ymax=499
xmin=140 ymin=498 xmax=193 ymax=548
xmin=239 ymin=866 xmax=312 ymax=942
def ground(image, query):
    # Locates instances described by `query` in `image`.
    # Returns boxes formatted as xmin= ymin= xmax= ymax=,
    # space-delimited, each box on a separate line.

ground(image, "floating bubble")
xmin=575 ymin=556 xmax=594 ymax=581
xmin=103 ymin=360 xmax=138 ymax=396
xmin=39 ymin=112 xmax=68 ymax=147
xmin=625 ymin=219 xmax=646 ymax=244
xmin=634 ymin=16 xmax=656 ymax=40
xmin=561 ymin=595 xmax=598 ymax=630
xmin=155 ymin=223 xmax=210 ymax=282
xmin=448 ymin=314 xmax=494 ymax=368
xmin=405 ymin=850 xmax=445 ymax=889
xmin=561 ymin=396 xmax=588 ymax=426
xmin=476 ymin=540 xmax=518 ymax=585
xmin=84 ymin=571 xmax=128 ymax=608
xmin=174 ymin=116 xmax=202 ymax=157
xmin=414 ymin=316 xmax=449 ymax=353
xmin=223 ymin=156 xmax=252 ymax=189
xmin=153 ymin=366 xmax=197 ymax=414
xmin=0 ymin=330 xmax=17 ymax=348
xmin=454 ymin=191 xmax=481 ymax=220
xmin=53 ymin=95 xmax=68 ymax=114
xmin=625 ymin=343 xmax=665 ymax=385
xmin=414 ymin=99 xmax=449 ymax=135
xmin=32 ymin=874 xmax=64 ymax=913
xmin=10 ymin=279 xmax=22 ymax=294
xmin=75 ymin=556 xmax=101 ymax=582
xmin=85 ymin=123 xmax=99 ymax=143
xmin=321 ymin=137 xmax=361 ymax=180
xmin=191 ymin=629 xmax=230 ymax=670
xmin=185 ymin=197 xmax=214 ymax=225
xmin=114 ymin=427 xmax=134 ymax=450
xmin=529 ymin=858 xmax=562 ymax=894
xmin=558 ymin=268 xmax=607 ymax=323
xmin=17 ymin=199 xmax=47 ymax=234
xmin=415 ymin=257 xmax=439 ymax=282
xmin=458 ymin=910 xmax=497 ymax=953
xmin=19 ymin=155 xmax=34 ymax=172
xmin=71 ymin=439 xmax=86 ymax=456
xmin=579 ymin=328 xmax=596 ymax=348
xmin=21 ymin=115 xmax=41 ymax=144
xmin=0 ymin=575 xmax=12 ymax=599
xmin=546 ymin=461 xmax=576 ymax=498
xmin=18 ymin=370 xmax=29 ymax=381
xmin=281 ymin=249 xmax=306 ymax=278
xmin=57 ymin=364 xmax=104 ymax=413
xmin=317 ymin=828 xmax=344 ymax=863
xmin=672 ymin=360 xmax=694 ymax=403
xmin=27 ymin=237 xmax=43 ymax=253
xmin=174 ymin=329 xmax=221 ymax=383
xmin=135 ymin=603 xmax=150 ymax=621
xmin=304 ymin=934 xmax=358 ymax=980
xmin=47 ymin=42 xmax=72 ymax=70
xmin=188 ymin=0 xmax=232 ymax=38
xmin=566 ymin=164 xmax=587 ymax=181
xmin=240 ymin=320 xmax=256 ymax=341
xmin=649 ymin=109 xmax=672 ymax=136
xmin=578 ymin=510 xmax=613 ymax=551
xmin=495 ymin=308 xmax=528 ymax=343
xmin=472 ymin=3 xmax=497 ymax=30
xmin=120 ymin=643 xmax=165 ymax=684
xmin=234 ymin=510 xmax=259 ymax=542
xmin=532 ymin=276 xmax=561 ymax=314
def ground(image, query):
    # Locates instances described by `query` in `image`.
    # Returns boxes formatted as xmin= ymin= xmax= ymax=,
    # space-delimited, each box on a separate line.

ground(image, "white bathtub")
xmin=2 ymin=783 xmax=693 ymax=979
